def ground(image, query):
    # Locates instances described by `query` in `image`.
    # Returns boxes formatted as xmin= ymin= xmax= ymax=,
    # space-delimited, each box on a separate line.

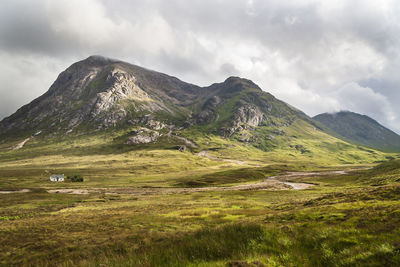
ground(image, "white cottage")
xmin=50 ymin=174 xmax=64 ymax=182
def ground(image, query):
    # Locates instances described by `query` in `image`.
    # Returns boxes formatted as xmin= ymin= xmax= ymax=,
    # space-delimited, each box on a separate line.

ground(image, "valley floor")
xmin=43 ymin=170 xmax=325 ymax=195
xmin=1 ymin=159 xmax=400 ymax=266
xmin=0 ymin=132 xmax=399 ymax=266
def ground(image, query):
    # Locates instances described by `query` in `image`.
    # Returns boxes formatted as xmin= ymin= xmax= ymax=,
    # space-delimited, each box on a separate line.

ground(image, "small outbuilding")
xmin=50 ymin=174 xmax=64 ymax=182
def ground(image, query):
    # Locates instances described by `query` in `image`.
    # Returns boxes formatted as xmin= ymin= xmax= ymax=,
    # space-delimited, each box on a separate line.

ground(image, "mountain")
xmin=0 ymin=56 xmax=313 ymax=143
xmin=0 ymin=55 xmax=202 ymax=135
xmin=0 ymin=56 xmax=392 ymax=164
xmin=313 ymin=111 xmax=400 ymax=152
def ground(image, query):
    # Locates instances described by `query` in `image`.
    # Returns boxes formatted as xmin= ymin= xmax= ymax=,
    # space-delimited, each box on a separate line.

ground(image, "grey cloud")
xmin=0 ymin=1 xmax=85 ymax=56
xmin=333 ymin=82 xmax=395 ymax=128
xmin=0 ymin=0 xmax=400 ymax=133
xmin=219 ymin=63 xmax=240 ymax=77
xmin=0 ymin=53 xmax=67 ymax=120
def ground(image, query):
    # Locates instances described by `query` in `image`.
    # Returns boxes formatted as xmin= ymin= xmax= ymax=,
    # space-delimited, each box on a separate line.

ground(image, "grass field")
xmin=1 ymin=128 xmax=400 ymax=266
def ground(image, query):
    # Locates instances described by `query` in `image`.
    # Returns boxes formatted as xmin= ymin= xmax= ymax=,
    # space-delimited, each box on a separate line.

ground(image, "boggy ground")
xmin=1 ymin=160 xmax=400 ymax=266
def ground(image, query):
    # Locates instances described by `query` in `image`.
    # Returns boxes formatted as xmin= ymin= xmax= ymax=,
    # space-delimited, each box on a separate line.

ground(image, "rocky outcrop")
xmin=196 ymin=96 xmax=221 ymax=124
xmin=233 ymin=105 xmax=264 ymax=129
xmin=125 ymin=128 xmax=160 ymax=145
xmin=221 ymin=104 xmax=265 ymax=136
xmin=128 ymin=115 xmax=168 ymax=131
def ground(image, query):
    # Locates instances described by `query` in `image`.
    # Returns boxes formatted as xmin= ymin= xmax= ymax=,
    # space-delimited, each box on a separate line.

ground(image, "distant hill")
xmin=313 ymin=111 xmax=400 ymax=152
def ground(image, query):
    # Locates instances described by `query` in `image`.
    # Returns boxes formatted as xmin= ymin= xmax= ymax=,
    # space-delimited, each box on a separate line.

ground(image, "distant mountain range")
xmin=313 ymin=111 xmax=400 ymax=152
xmin=0 ymin=55 xmax=398 ymax=155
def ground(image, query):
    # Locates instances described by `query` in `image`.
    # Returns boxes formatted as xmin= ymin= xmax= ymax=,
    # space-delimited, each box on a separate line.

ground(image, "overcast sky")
xmin=1 ymin=0 xmax=399 ymax=133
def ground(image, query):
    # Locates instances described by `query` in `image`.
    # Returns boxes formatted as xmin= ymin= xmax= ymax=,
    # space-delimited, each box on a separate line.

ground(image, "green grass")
xmin=1 ymin=125 xmax=400 ymax=266
xmin=1 ymin=160 xmax=400 ymax=265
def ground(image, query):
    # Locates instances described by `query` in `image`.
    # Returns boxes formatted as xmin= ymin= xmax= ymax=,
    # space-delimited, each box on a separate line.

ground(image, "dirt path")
xmin=13 ymin=137 xmax=32 ymax=150
xmin=47 ymin=170 xmax=350 ymax=195
xmin=282 ymin=182 xmax=313 ymax=190
xmin=265 ymin=170 xmax=351 ymax=190
xmin=0 ymin=189 xmax=30 ymax=194
xmin=47 ymin=189 xmax=89 ymax=194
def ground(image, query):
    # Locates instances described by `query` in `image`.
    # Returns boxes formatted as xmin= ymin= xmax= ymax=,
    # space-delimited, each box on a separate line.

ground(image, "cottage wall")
xmin=50 ymin=174 xmax=65 ymax=182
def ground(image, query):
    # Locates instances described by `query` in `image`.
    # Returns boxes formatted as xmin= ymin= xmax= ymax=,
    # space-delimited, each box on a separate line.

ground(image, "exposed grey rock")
xmin=146 ymin=119 xmax=166 ymax=130
xmin=177 ymin=145 xmax=187 ymax=152
xmin=33 ymin=131 xmax=42 ymax=136
xmin=196 ymin=96 xmax=221 ymax=124
xmin=235 ymin=105 xmax=265 ymax=127
xmin=125 ymin=128 xmax=160 ymax=145
xmin=222 ymin=104 xmax=265 ymax=136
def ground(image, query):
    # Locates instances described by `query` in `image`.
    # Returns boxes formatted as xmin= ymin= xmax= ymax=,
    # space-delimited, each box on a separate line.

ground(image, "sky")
xmin=0 ymin=0 xmax=399 ymax=133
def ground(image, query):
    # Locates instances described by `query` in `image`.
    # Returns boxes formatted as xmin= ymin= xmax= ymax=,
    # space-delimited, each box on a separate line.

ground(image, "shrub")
xmin=67 ymin=175 xmax=84 ymax=182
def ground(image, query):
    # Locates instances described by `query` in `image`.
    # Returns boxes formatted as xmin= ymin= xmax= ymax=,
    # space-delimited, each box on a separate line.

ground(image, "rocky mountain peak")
xmin=81 ymin=55 xmax=119 ymax=66
xmin=222 ymin=76 xmax=262 ymax=91
xmin=0 ymin=56 xmax=310 ymax=146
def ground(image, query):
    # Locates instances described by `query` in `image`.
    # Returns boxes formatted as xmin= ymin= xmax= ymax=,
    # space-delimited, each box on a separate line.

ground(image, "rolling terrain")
xmin=1 ymin=56 xmax=400 ymax=266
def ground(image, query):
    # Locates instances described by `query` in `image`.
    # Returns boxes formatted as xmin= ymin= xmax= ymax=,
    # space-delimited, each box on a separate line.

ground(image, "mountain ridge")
xmin=0 ymin=56 xmax=309 ymax=139
xmin=313 ymin=111 xmax=400 ymax=152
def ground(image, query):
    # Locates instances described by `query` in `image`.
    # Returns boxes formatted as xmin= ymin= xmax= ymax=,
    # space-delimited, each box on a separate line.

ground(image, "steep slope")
xmin=313 ymin=111 xmax=400 ymax=152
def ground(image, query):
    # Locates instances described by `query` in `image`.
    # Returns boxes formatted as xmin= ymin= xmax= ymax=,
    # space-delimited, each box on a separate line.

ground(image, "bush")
xmin=67 ymin=175 xmax=84 ymax=182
